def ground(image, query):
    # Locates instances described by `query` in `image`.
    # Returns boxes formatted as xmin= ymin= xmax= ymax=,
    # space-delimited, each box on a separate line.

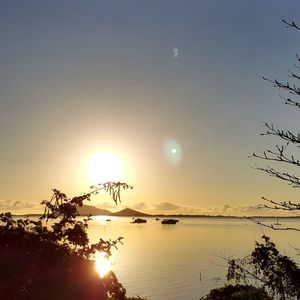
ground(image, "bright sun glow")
xmin=88 ymin=152 xmax=123 ymax=184
xmin=95 ymin=252 xmax=111 ymax=278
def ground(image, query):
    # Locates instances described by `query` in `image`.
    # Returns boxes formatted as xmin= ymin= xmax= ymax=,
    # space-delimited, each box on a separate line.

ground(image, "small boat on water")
xmin=156 ymin=218 xmax=160 ymax=221
xmin=161 ymin=219 xmax=179 ymax=225
xmin=131 ymin=218 xmax=147 ymax=224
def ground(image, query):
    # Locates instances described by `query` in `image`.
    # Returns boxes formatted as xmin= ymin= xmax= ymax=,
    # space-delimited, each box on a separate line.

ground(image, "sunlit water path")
xmin=88 ymin=217 xmax=300 ymax=300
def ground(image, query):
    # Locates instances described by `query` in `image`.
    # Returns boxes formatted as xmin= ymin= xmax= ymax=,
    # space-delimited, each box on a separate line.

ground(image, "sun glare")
xmin=88 ymin=152 xmax=123 ymax=184
xmin=95 ymin=252 xmax=111 ymax=278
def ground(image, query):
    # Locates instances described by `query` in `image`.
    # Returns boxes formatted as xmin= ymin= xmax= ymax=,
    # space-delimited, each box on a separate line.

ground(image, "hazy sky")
xmin=1 ymin=1 xmax=300 ymax=215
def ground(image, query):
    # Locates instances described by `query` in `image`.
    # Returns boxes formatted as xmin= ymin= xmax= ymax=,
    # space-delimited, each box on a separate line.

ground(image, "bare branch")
xmin=252 ymin=143 xmax=300 ymax=169
xmin=262 ymin=76 xmax=300 ymax=96
xmin=260 ymin=123 xmax=300 ymax=145
xmin=288 ymin=243 xmax=300 ymax=256
xmin=260 ymin=196 xmax=300 ymax=211
xmin=246 ymin=217 xmax=300 ymax=232
xmin=282 ymin=19 xmax=300 ymax=31
xmin=254 ymin=165 xmax=300 ymax=188
xmin=278 ymin=94 xmax=300 ymax=109
xmin=288 ymin=69 xmax=300 ymax=81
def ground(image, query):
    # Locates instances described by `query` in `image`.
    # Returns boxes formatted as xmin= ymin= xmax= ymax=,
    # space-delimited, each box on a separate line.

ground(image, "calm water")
xmin=88 ymin=217 xmax=300 ymax=300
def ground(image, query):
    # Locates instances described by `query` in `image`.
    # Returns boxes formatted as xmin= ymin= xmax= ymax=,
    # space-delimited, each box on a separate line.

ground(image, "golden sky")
xmin=1 ymin=1 xmax=300 ymax=216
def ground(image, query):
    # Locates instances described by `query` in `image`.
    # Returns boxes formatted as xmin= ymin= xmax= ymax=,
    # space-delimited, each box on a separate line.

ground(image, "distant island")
xmin=13 ymin=204 xmax=300 ymax=219
xmin=77 ymin=205 xmax=150 ymax=217
xmin=74 ymin=205 xmax=300 ymax=219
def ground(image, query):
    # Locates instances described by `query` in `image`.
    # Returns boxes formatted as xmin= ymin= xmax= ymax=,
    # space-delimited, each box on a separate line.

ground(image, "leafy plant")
xmin=227 ymin=235 xmax=300 ymax=300
xmin=200 ymin=284 xmax=271 ymax=300
xmin=0 ymin=182 xmax=146 ymax=299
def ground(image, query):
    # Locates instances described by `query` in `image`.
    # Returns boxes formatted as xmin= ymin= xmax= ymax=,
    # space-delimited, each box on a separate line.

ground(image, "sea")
xmin=87 ymin=216 xmax=300 ymax=300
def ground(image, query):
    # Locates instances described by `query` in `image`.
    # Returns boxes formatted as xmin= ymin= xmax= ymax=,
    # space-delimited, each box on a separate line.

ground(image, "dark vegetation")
xmin=200 ymin=284 xmax=271 ymax=300
xmin=226 ymin=236 xmax=300 ymax=299
xmin=0 ymin=182 xmax=147 ymax=299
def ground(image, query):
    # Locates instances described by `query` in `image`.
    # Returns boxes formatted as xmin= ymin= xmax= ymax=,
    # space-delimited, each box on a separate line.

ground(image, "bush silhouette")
xmin=200 ymin=284 xmax=271 ymax=300
xmin=0 ymin=183 xmax=146 ymax=300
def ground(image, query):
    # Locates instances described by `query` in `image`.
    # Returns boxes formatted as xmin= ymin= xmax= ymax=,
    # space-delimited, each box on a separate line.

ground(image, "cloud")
xmin=0 ymin=200 xmax=36 ymax=211
xmin=172 ymin=47 xmax=179 ymax=58
xmin=147 ymin=201 xmax=284 ymax=216
xmin=236 ymin=204 xmax=271 ymax=214
xmin=153 ymin=202 xmax=180 ymax=211
xmin=222 ymin=204 xmax=231 ymax=212
xmin=204 ymin=204 xmax=277 ymax=216
xmin=131 ymin=202 xmax=147 ymax=211
xmin=179 ymin=206 xmax=203 ymax=215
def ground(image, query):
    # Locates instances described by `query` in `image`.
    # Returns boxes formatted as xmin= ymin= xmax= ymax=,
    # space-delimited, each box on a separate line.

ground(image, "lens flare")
xmin=164 ymin=139 xmax=182 ymax=165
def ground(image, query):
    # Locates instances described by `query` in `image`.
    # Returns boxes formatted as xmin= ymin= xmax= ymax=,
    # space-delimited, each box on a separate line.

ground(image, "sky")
xmin=1 ymin=0 xmax=300 ymax=215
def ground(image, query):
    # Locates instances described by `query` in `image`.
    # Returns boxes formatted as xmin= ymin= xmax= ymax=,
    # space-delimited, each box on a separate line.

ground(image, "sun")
xmin=87 ymin=152 xmax=123 ymax=184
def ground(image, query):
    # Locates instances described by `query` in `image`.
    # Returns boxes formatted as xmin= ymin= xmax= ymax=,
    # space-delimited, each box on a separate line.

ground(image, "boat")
xmin=161 ymin=219 xmax=179 ymax=225
xmin=131 ymin=218 xmax=147 ymax=224
xmin=156 ymin=218 xmax=160 ymax=221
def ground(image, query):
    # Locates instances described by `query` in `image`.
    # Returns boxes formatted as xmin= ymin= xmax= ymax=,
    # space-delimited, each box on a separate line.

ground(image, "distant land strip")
xmin=11 ymin=204 xmax=300 ymax=219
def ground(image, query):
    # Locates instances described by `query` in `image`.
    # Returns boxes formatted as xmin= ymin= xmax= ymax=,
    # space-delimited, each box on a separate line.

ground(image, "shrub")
xmin=0 ymin=183 xmax=146 ymax=300
xmin=200 ymin=284 xmax=271 ymax=300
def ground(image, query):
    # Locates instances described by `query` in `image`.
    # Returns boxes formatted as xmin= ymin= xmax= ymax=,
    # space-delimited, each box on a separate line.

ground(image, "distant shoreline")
xmin=11 ymin=213 xmax=300 ymax=219
xmin=10 ymin=205 xmax=300 ymax=219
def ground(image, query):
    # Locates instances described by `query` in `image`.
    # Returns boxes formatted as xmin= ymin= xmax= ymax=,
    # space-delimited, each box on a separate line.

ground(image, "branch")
xmin=262 ymin=76 xmax=300 ymax=97
xmin=261 ymin=123 xmax=300 ymax=145
xmin=282 ymin=19 xmax=300 ymax=31
xmin=288 ymin=243 xmax=300 ymax=256
xmin=261 ymin=196 xmax=300 ymax=211
xmin=252 ymin=143 xmax=300 ymax=168
xmin=254 ymin=165 xmax=300 ymax=188
xmin=246 ymin=217 xmax=300 ymax=232
xmin=279 ymin=94 xmax=300 ymax=109
xmin=262 ymin=76 xmax=300 ymax=108
xmin=221 ymin=253 xmax=268 ymax=284
xmin=41 ymin=182 xmax=133 ymax=221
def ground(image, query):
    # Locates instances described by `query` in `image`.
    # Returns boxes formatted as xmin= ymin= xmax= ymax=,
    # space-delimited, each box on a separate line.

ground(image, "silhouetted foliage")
xmin=0 ymin=182 xmax=147 ymax=300
xmin=226 ymin=235 xmax=300 ymax=300
xmin=200 ymin=284 xmax=271 ymax=300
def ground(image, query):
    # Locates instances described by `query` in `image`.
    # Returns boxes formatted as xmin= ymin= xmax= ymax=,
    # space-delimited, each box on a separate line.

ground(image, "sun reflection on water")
xmin=93 ymin=216 xmax=112 ymax=225
xmin=95 ymin=252 xmax=111 ymax=278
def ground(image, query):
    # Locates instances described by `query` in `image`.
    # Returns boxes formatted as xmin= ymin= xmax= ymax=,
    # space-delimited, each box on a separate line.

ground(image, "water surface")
xmin=88 ymin=217 xmax=300 ymax=300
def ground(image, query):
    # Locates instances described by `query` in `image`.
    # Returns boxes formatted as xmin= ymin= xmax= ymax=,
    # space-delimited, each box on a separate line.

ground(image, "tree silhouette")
xmin=226 ymin=235 xmax=300 ymax=300
xmin=200 ymin=283 xmax=271 ymax=300
xmin=0 ymin=182 xmax=146 ymax=299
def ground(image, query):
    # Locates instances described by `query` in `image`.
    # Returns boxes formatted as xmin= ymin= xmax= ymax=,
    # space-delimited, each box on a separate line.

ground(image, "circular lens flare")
xmin=164 ymin=139 xmax=182 ymax=166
